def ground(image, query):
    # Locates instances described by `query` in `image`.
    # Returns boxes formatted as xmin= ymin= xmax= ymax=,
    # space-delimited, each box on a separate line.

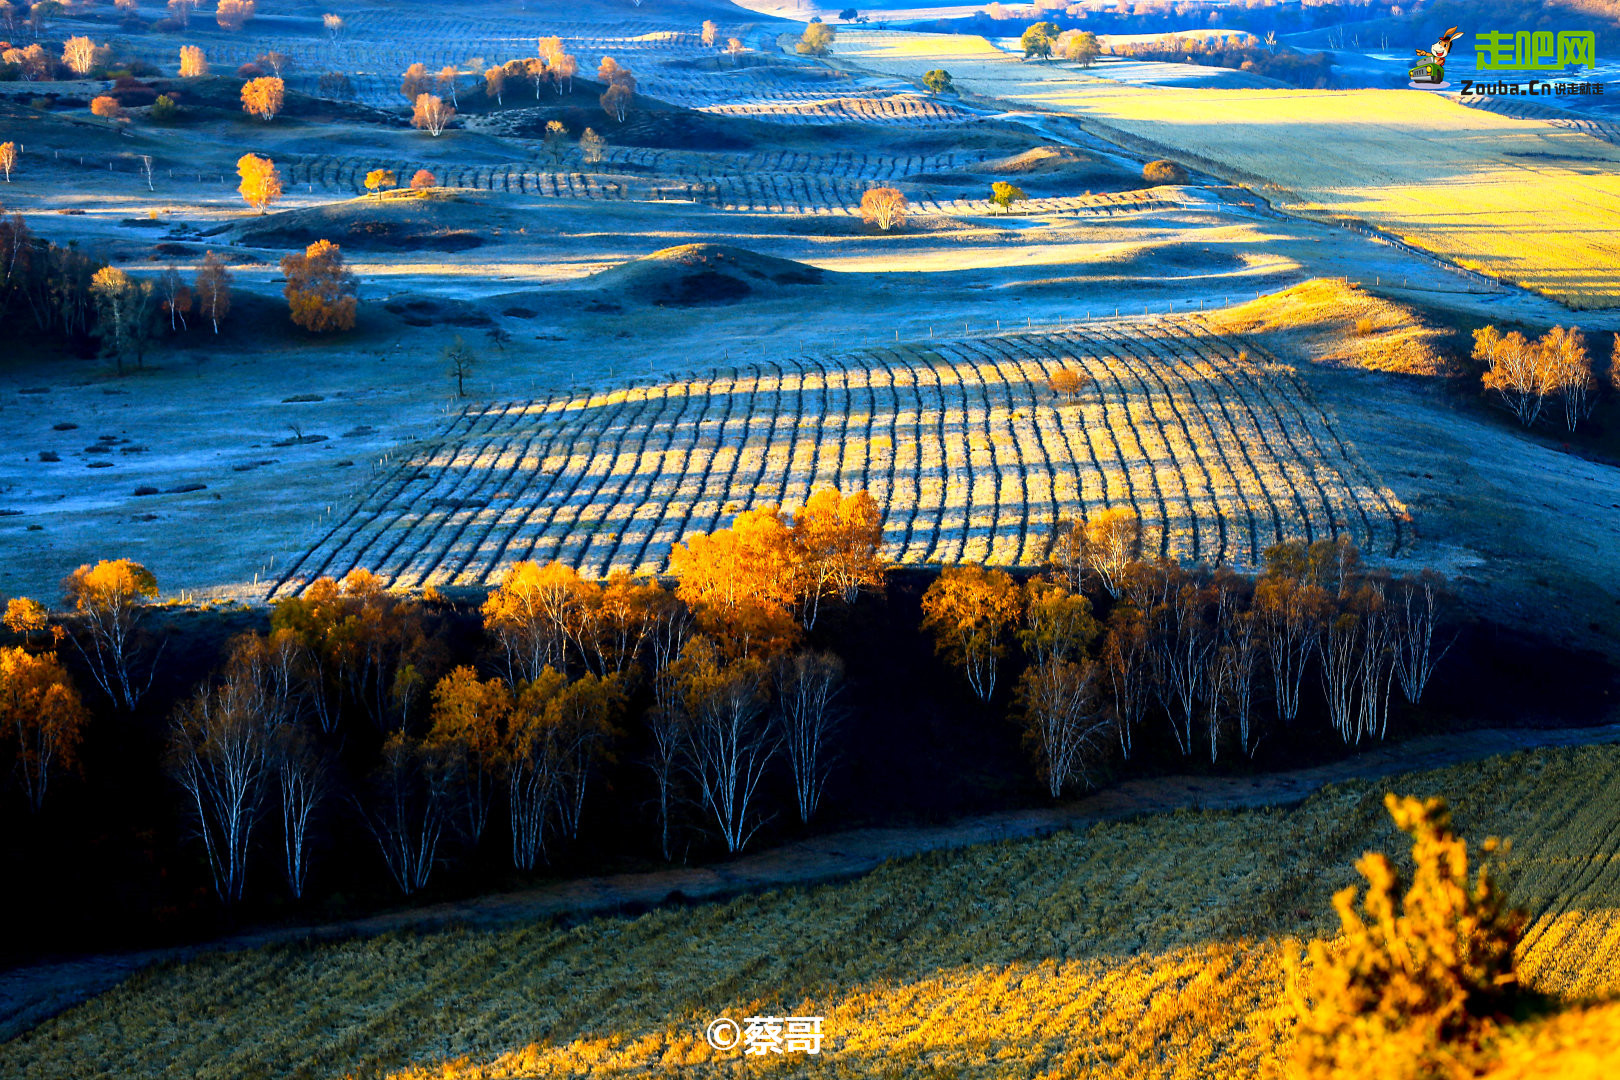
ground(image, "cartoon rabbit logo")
xmin=1409 ymin=26 xmax=1463 ymax=86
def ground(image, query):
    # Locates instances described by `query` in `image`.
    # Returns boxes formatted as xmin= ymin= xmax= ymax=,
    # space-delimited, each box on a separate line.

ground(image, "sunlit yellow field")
xmin=832 ymin=31 xmax=1620 ymax=308
xmin=7 ymin=744 xmax=1620 ymax=1079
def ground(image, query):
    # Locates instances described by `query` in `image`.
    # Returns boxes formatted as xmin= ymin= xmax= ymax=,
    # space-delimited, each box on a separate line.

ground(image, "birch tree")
xmin=1391 ymin=572 xmax=1450 ymax=705
xmin=194 ymin=250 xmax=231 ymax=333
xmin=677 ymin=640 xmax=775 ymax=853
xmin=1017 ymin=656 xmax=1111 ymax=797
xmin=271 ymin=720 xmax=329 ymax=900
xmin=356 ymin=732 xmax=449 ymax=895
xmin=0 ymin=645 xmax=88 ymax=814
xmin=62 ymin=558 xmax=162 ymax=711
xmin=506 ymin=667 xmax=566 ymax=870
xmin=773 ymin=650 xmax=841 ymax=823
xmin=427 ymin=665 xmax=510 ymax=845
xmin=920 ymin=564 xmax=1021 ymax=702
xmin=1101 ymin=603 xmax=1150 ymax=758
xmin=1083 ymin=508 xmax=1141 ymax=599
xmin=168 ymin=675 xmax=272 ymax=906
xmin=789 ymin=486 xmax=884 ymax=628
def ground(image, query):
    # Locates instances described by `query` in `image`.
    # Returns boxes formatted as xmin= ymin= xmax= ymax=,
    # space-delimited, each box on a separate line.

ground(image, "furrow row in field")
xmin=696 ymin=94 xmax=975 ymax=126
xmin=272 ymin=324 xmax=1403 ymax=595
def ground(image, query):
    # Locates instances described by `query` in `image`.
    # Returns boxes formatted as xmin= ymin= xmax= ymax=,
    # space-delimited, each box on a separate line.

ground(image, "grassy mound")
xmin=586 ymin=244 xmax=825 ymax=306
xmin=1204 ymin=277 xmax=1460 ymax=376
xmin=230 ymin=192 xmax=486 ymax=253
xmin=8 ymin=743 xmax=1620 ymax=1078
xmin=969 ymin=144 xmax=1141 ymax=193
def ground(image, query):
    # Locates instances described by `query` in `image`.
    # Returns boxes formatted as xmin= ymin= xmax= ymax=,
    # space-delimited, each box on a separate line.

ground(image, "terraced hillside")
xmin=7 ymin=744 xmax=1619 ymax=1080
xmin=272 ymin=317 xmax=1404 ymax=595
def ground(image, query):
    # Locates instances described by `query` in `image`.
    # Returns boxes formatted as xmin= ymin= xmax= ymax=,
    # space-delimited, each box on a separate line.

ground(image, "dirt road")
xmin=4 ymin=720 xmax=1618 ymax=1044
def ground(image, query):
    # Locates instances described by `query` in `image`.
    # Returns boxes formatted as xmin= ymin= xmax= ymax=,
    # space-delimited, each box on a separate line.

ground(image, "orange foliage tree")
xmin=269 ymin=569 xmax=436 ymax=734
xmin=178 ymin=44 xmax=207 ymax=77
xmin=482 ymin=561 xmax=597 ymax=683
xmin=240 ymin=75 xmax=284 ymax=121
xmin=919 ymin=564 xmax=1022 ymax=701
xmin=90 ymin=95 xmax=122 ymax=119
xmin=410 ymin=168 xmax=436 ymax=190
xmin=3 ymin=597 xmax=51 ymax=644
xmin=364 ymin=167 xmax=394 ymax=199
xmin=427 ymin=665 xmax=511 ymax=844
xmin=790 ymin=486 xmax=885 ymax=628
xmin=410 ymin=92 xmax=454 ymax=136
xmin=482 ymin=64 xmax=505 ymax=104
xmin=860 ymin=186 xmax=907 ymax=231
xmin=61 ymin=558 xmax=161 ymax=711
xmin=235 ymin=152 xmax=281 ymax=213
xmin=668 ymin=506 xmax=801 ymax=658
xmin=0 ymin=645 xmax=88 ymax=813
xmin=280 ymin=239 xmax=358 ymax=332
xmin=669 ymin=635 xmax=771 ymax=853
xmin=400 ymin=61 xmax=431 ymax=102
xmin=435 ymin=64 xmax=460 ymax=106
xmin=215 ymin=0 xmax=252 ymax=31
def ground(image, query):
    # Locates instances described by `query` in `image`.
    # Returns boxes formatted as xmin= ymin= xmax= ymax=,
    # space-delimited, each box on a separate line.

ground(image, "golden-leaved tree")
xmin=0 ymin=644 xmax=88 ymax=813
xmin=789 ymin=486 xmax=884 ymax=628
xmin=281 ymin=239 xmax=357 ymax=332
xmin=669 ymin=506 xmax=801 ymax=658
xmin=427 ymin=665 xmax=511 ymax=845
xmin=920 ymin=564 xmax=1022 ymax=701
xmin=236 ymin=152 xmax=281 ymax=213
xmin=178 ymin=44 xmax=207 ymax=76
xmin=62 ymin=558 xmax=161 ymax=711
xmin=240 ymin=75 xmax=283 ymax=121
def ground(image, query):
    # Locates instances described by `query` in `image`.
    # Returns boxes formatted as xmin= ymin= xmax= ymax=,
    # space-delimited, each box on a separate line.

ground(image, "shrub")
xmin=150 ymin=94 xmax=177 ymax=122
xmin=1143 ymin=159 xmax=1188 ymax=184
xmin=1288 ymin=794 xmax=1526 ymax=1080
xmin=90 ymin=95 xmax=122 ymax=119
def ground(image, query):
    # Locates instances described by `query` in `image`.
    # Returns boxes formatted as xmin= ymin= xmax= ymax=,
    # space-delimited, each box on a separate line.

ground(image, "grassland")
xmin=831 ymin=31 xmax=1620 ymax=309
xmin=6 ymin=743 xmax=1620 ymax=1080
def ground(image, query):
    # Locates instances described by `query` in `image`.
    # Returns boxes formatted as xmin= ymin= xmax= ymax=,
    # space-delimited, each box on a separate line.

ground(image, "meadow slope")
xmin=830 ymin=31 xmax=1620 ymax=308
xmin=7 ymin=743 xmax=1620 ymax=1080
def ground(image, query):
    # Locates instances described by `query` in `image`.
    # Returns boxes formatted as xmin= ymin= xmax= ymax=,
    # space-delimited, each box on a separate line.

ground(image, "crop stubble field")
xmin=6 ymin=744 xmax=1619 ymax=1080
xmin=830 ymin=31 xmax=1620 ymax=308
xmin=273 ymin=317 xmax=1403 ymax=595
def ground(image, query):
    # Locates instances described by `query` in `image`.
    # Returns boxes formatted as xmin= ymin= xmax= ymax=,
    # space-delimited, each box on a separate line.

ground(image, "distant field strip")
xmin=276 ymin=152 xmax=1178 ymax=217
xmin=272 ymin=320 xmax=1403 ymax=595
xmin=831 ymin=31 xmax=1620 ymax=307
xmin=695 ymin=93 xmax=975 ymax=126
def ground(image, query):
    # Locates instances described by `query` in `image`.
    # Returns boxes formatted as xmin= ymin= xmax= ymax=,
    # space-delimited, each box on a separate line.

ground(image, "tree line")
xmin=920 ymin=509 xmax=1450 ymax=794
xmin=1474 ymin=323 xmax=1618 ymax=434
xmin=0 ymin=204 xmax=235 ymax=360
xmin=0 ymin=492 xmax=1457 ymax=915
xmin=0 ymin=490 xmax=887 ymax=909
